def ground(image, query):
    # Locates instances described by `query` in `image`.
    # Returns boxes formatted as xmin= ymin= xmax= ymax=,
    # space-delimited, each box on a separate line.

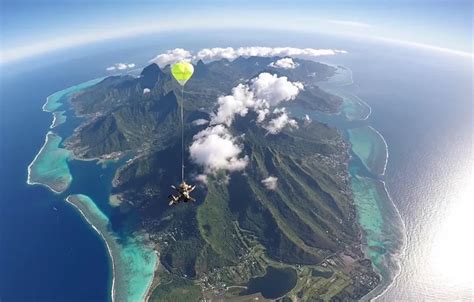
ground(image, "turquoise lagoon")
xmin=50 ymin=111 xmax=67 ymax=128
xmin=28 ymin=78 xmax=105 ymax=194
xmin=28 ymin=64 xmax=406 ymax=301
xmin=42 ymin=78 xmax=104 ymax=112
xmin=66 ymin=194 xmax=157 ymax=302
xmin=347 ymin=126 xmax=387 ymax=176
xmin=28 ymin=80 xmax=158 ymax=302
xmin=316 ymin=66 xmax=406 ymax=299
xmin=27 ymin=131 xmax=73 ymax=193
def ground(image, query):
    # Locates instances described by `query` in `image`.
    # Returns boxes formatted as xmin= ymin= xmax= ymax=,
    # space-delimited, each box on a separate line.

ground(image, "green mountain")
xmin=65 ymin=57 xmax=379 ymax=301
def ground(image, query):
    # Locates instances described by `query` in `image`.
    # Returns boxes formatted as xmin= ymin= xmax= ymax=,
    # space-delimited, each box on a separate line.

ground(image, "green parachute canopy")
xmin=171 ymin=61 xmax=194 ymax=86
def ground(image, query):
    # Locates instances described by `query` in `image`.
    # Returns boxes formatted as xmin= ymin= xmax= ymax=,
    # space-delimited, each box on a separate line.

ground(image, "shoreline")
xmin=65 ymin=195 xmax=117 ymax=302
xmin=27 ymin=131 xmax=72 ymax=194
xmin=27 ymin=65 xmax=406 ymax=301
xmin=365 ymin=180 xmax=407 ymax=302
xmin=65 ymin=194 xmax=158 ymax=302
xmin=322 ymin=64 xmax=406 ymax=301
xmin=29 ymin=77 xmax=158 ymax=302
xmin=28 ymin=77 xmax=107 ymax=194
xmin=50 ymin=111 xmax=67 ymax=129
xmin=347 ymin=126 xmax=387 ymax=176
xmin=367 ymin=125 xmax=389 ymax=176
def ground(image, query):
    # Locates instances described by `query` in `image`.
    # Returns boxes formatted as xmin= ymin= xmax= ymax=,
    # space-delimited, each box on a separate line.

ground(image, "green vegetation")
xmin=149 ymin=269 xmax=202 ymax=302
xmin=65 ymin=56 xmax=379 ymax=300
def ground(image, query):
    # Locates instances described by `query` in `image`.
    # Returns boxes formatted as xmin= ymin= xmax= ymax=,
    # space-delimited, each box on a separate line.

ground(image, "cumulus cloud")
xmin=269 ymin=57 xmax=299 ymax=69
xmin=195 ymin=47 xmax=347 ymax=62
xmin=192 ymin=119 xmax=209 ymax=126
xmin=149 ymin=48 xmax=192 ymax=67
xmin=149 ymin=46 xmax=347 ymax=68
xmin=190 ymin=72 xmax=304 ymax=176
xmin=261 ymin=176 xmax=278 ymax=190
xmin=209 ymin=73 xmax=303 ymax=128
xmin=264 ymin=108 xmax=298 ymax=135
xmin=189 ymin=125 xmax=248 ymax=174
xmin=143 ymin=88 xmax=151 ymax=95
xmin=106 ymin=63 xmax=135 ymax=71
xmin=211 ymin=84 xmax=255 ymax=126
xmin=194 ymin=174 xmax=208 ymax=184
xmin=250 ymin=73 xmax=303 ymax=107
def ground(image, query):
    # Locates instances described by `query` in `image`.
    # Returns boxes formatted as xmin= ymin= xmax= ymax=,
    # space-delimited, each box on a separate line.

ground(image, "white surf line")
xmin=42 ymin=94 xmax=53 ymax=112
xmin=366 ymin=179 xmax=408 ymax=302
xmin=348 ymin=93 xmax=372 ymax=121
xmin=339 ymin=65 xmax=354 ymax=87
xmin=366 ymin=125 xmax=389 ymax=176
xmin=315 ymin=64 xmax=372 ymax=122
xmin=331 ymin=65 xmax=372 ymax=121
xmin=65 ymin=196 xmax=117 ymax=302
xmin=336 ymin=65 xmax=406 ymax=301
xmin=49 ymin=113 xmax=57 ymax=129
xmin=26 ymin=131 xmax=64 ymax=194
xmin=49 ymin=112 xmax=65 ymax=129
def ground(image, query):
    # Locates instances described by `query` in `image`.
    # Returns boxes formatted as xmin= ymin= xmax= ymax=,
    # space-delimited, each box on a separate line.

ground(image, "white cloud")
xmin=149 ymin=48 xmax=192 ymax=67
xmin=195 ymin=47 xmax=238 ymax=61
xmin=269 ymin=57 xmax=299 ymax=69
xmin=192 ymin=119 xmax=209 ymax=126
xmin=211 ymin=84 xmax=255 ymax=126
xmin=264 ymin=108 xmax=298 ymax=135
xmin=194 ymin=46 xmax=347 ymax=62
xmin=143 ymin=88 xmax=151 ymax=95
xmin=256 ymin=108 xmax=270 ymax=123
xmin=209 ymin=73 xmax=303 ymax=127
xmin=261 ymin=176 xmax=278 ymax=190
xmin=106 ymin=63 xmax=135 ymax=71
xmin=250 ymin=73 xmax=304 ymax=107
xmin=147 ymin=47 xmax=347 ymax=69
xmin=190 ymin=72 xmax=304 ymax=176
xmin=194 ymin=174 xmax=208 ymax=184
xmin=189 ymin=125 xmax=248 ymax=174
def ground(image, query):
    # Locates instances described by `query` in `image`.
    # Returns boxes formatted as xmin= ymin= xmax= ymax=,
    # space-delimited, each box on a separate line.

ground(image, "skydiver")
xmin=168 ymin=181 xmax=196 ymax=205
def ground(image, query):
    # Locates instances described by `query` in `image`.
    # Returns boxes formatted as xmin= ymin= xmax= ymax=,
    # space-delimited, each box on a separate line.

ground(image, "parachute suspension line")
xmin=181 ymin=86 xmax=185 ymax=183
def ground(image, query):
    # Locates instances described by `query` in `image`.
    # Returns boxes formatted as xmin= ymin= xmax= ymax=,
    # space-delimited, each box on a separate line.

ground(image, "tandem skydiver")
xmin=168 ymin=181 xmax=196 ymax=205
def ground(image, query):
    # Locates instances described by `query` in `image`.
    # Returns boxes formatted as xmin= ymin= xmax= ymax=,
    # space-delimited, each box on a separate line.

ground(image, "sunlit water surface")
xmin=1 ymin=31 xmax=472 ymax=301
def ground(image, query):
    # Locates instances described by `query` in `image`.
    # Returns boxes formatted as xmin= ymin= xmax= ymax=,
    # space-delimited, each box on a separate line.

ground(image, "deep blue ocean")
xmin=1 ymin=31 xmax=472 ymax=301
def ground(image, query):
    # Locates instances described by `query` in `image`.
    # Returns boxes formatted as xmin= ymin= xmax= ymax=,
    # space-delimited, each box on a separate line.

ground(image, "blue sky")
xmin=0 ymin=0 xmax=472 ymax=63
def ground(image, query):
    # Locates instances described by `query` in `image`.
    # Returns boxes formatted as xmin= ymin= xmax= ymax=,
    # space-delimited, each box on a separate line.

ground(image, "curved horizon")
xmin=1 ymin=3 xmax=472 ymax=64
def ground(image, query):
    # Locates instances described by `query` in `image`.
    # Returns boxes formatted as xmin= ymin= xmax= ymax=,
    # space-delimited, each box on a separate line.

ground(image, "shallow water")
xmin=27 ymin=80 xmax=159 ymax=302
xmin=313 ymin=66 xmax=406 ymax=299
xmin=51 ymin=111 xmax=67 ymax=128
xmin=2 ymin=30 xmax=471 ymax=301
xmin=66 ymin=194 xmax=157 ymax=302
xmin=348 ymin=126 xmax=387 ymax=176
xmin=43 ymin=78 xmax=105 ymax=112
xmin=27 ymin=131 xmax=73 ymax=193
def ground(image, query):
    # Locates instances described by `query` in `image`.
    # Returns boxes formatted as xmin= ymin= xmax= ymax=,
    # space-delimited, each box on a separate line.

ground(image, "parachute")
xmin=169 ymin=61 xmax=195 ymax=205
xmin=171 ymin=61 xmax=194 ymax=86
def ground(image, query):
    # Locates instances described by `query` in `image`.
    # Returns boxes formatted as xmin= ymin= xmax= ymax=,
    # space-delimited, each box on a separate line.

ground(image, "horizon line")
xmin=1 ymin=23 xmax=472 ymax=65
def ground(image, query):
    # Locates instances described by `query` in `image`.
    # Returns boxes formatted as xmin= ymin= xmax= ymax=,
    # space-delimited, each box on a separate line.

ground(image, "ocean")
xmin=323 ymin=43 xmax=473 ymax=301
xmin=0 ymin=31 xmax=472 ymax=301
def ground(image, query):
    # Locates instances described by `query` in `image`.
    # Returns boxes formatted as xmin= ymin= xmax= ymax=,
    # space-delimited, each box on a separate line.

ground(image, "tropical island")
xmin=30 ymin=55 xmax=385 ymax=301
